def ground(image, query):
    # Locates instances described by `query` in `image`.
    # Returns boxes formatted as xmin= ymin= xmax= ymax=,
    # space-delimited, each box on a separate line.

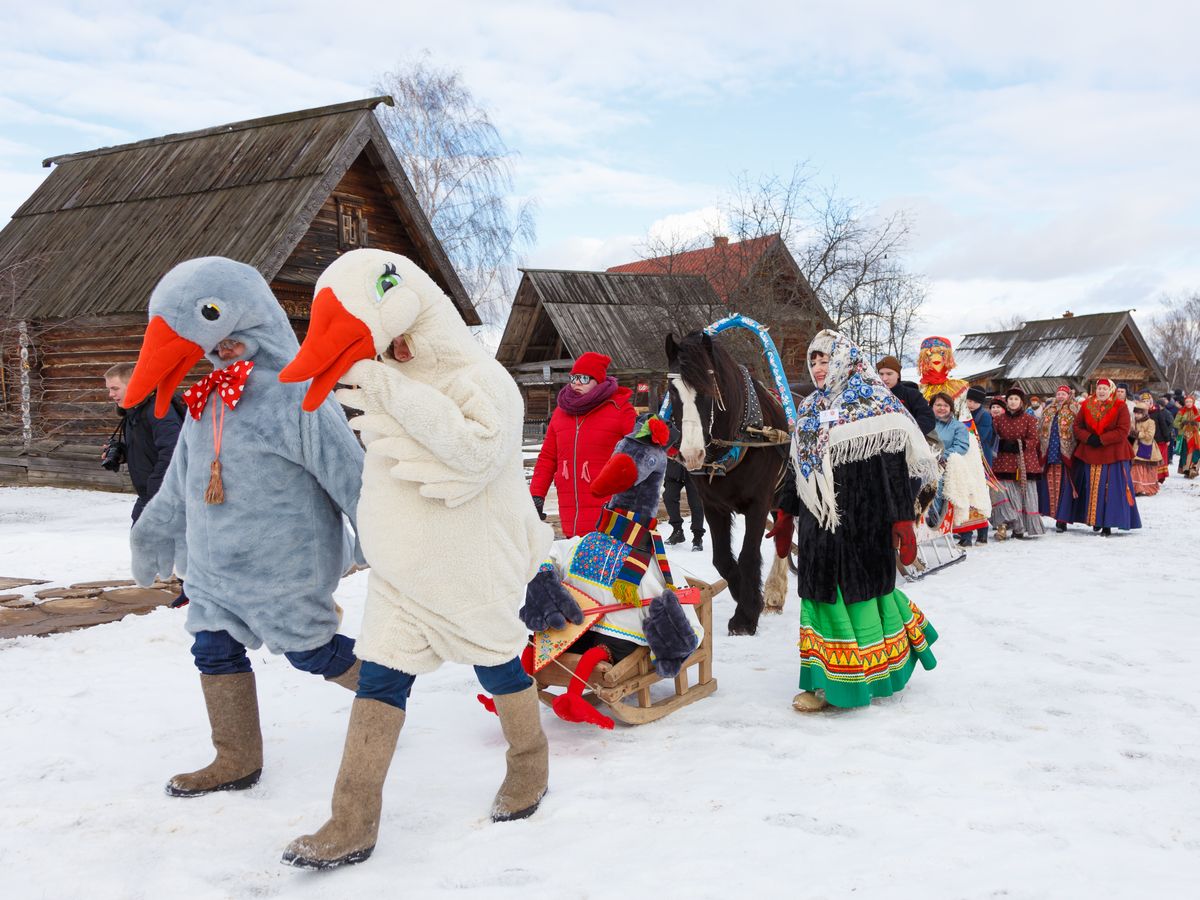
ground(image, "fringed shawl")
xmin=791 ymin=330 xmax=938 ymax=531
xmin=1038 ymin=396 xmax=1080 ymax=458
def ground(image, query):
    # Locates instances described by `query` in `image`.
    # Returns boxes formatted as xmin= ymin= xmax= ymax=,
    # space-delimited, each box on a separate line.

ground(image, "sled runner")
xmin=898 ymin=531 xmax=965 ymax=581
xmin=532 ymin=576 xmax=724 ymax=725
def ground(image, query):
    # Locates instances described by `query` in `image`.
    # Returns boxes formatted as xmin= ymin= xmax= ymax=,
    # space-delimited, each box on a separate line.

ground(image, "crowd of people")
xmin=100 ymin=267 xmax=1196 ymax=872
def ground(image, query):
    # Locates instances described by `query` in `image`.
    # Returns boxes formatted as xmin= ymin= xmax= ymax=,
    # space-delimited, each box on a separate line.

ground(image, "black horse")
xmin=665 ymin=331 xmax=789 ymax=635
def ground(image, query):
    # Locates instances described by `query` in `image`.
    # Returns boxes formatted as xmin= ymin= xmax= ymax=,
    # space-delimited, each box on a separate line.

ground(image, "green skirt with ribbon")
xmin=798 ymin=588 xmax=938 ymax=708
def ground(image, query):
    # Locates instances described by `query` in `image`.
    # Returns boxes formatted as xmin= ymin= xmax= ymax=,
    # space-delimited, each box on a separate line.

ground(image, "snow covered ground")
xmin=1 ymin=481 xmax=1198 ymax=899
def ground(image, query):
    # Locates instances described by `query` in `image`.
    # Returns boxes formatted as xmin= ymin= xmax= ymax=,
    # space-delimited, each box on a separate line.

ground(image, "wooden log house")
xmin=954 ymin=310 xmax=1167 ymax=396
xmin=0 ymin=96 xmax=473 ymax=489
xmin=496 ymin=269 xmax=722 ymax=434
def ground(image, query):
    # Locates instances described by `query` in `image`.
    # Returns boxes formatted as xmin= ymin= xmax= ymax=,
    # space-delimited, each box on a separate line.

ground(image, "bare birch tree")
xmin=373 ymin=56 xmax=535 ymax=330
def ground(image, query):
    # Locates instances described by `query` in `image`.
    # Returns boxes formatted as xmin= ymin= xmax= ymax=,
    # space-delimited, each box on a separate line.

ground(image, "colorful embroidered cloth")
xmin=589 ymin=506 xmax=673 ymax=604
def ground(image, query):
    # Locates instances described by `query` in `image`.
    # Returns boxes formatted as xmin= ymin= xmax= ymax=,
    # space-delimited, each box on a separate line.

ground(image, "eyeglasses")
xmin=568 ymin=374 xmax=594 ymax=385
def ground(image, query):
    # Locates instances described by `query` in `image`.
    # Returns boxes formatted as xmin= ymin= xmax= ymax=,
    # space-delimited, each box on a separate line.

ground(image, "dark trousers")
xmin=357 ymin=656 xmax=530 ymax=710
xmin=191 ymin=629 xmax=357 ymax=678
xmin=663 ymin=473 xmax=705 ymax=537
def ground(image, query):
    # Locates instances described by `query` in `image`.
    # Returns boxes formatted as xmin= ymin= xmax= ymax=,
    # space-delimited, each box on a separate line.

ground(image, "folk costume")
xmin=1130 ymin=404 xmax=1162 ymax=496
xmin=277 ymin=250 xmax=555 ymax=869
xmin=122 ymin=257 xmax=366 ymax=799
xmin=519 ymin=415 xmax=704 ymax=729
xmin=1037 ymin=388 xmax=1079 ymax=525
xmin=989 ymin=389 xmax=1045 ymax=538
xmin=779 ymin=330 xmax=939 ymax=711
xmin=1174 ymin=398 xmax=1200 ymax=478
xmin=1069 ymin=379 xmax=1141 ymax=532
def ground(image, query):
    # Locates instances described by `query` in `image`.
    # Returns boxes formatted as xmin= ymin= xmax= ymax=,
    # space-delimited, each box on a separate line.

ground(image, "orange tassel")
xmin=205 ymin=459 xmax=225 ymax=504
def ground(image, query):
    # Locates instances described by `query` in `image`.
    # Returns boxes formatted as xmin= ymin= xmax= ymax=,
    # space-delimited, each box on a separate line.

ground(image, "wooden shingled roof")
xmin=496 ymin=269 xmax=723 ymax=372
xmin=958 ymin=310 xmax=1165 ymax=390
xmin=0 ymin=96 xmax=478 ymax=324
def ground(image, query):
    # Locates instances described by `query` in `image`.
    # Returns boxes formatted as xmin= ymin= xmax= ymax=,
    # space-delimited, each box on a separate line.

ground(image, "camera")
xmin=100 ymin=428 xmax=126 ymax=472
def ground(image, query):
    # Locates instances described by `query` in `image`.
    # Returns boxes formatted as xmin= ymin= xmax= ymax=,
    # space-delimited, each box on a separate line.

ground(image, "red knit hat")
xmin=571 ymin=352 xmax=611 ymax=381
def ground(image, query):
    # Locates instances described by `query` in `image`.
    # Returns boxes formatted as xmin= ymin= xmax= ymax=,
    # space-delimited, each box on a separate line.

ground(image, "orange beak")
xmin=591 ymin=452 xmax=638 ymax=497
xmin=279 ymin=286 xmax=376 ymax=412
xmin=123 ymin=316 xmax=205 ymax=417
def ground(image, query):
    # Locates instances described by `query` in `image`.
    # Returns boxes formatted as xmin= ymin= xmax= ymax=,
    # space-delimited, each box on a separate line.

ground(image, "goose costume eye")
xmin=201 ymin=303 xmax=221 ymax=321
xmin=375 ymin=263 xmax=402 ymax=302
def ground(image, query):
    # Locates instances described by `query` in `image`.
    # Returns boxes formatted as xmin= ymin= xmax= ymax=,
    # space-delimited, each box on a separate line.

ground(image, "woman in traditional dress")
xmin=1130 ymin=403 xmax=1162 ymax=496
xmin=1174 ymin=396 xmax=1200 ymax=478
xmin=1069 ymin=378 xmax=1141 ymax=536
xmin=990 ymin=387 xmax=1045 ymax=539
xmin=778 ymin=330 xmax=939 ymax=713
xmin=1141 ymin=391 xmax=1172 ymax=484
xmin=1037 ymin=385 xmax=1079 ymax=532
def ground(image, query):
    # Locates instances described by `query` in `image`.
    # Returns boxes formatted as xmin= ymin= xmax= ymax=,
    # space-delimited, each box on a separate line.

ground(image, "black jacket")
xmin=121 ymin=393 xmax=183 ymax=504
xmin=892 ymin=380 xmax=937 ymax=436
xmin=1152 ymin=407 xmax=1174 ymax=443
xmin=779 ymin=451 xmax=916 ymax=604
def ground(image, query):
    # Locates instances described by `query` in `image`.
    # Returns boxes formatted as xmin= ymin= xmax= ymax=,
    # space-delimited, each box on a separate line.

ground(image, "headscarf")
xmin=791 ymin=330 xmax=937 ymax=531
xmin=1038 ymin=389 xmax=1080 ymax=457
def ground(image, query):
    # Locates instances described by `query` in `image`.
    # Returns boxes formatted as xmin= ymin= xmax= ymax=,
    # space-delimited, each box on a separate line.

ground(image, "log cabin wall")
xmin=274 ymin=151 xmax=423 ymax=289
xmin=14 ymin=314 xmax=214 ymax=447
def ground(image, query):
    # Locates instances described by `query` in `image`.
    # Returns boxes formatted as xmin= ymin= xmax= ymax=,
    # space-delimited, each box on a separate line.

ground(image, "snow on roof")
xmin=1002 ymin=337 xmax=1093 ymax=379
xmin=955 ymin=331 xmax=1015 ymax=378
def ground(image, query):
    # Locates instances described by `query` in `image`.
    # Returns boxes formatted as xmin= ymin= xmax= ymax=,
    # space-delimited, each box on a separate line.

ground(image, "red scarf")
xmin=921 ymin=369 xmax=950 ymax=386
xmin=1079 ymin=395 xmax=1119 ymax=435
xmin=182 ymin=360 xmax=254 ymax=420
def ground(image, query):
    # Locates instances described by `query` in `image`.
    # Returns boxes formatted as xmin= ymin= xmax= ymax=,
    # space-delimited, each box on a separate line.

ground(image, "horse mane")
xmin=675 ymin=331 xmax=746 ymax=435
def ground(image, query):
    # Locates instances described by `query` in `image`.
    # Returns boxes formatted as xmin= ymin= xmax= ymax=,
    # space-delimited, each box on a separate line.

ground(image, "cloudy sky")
xmin=2 ymin=0 xmax=1197 ymax=343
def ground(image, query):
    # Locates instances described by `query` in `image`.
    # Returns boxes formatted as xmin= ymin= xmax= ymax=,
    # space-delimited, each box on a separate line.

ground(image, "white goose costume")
xmin=281 ymin=249 xmax=553 ymax=674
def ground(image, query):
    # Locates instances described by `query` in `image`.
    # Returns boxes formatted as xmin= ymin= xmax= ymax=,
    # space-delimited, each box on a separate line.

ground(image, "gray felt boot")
xmin=166 ymin=672 xmax=263 ymax=797
xmin=281 ymin=697 xmax=405 ymax=870
xmin=490 ymin=685 xmax=549 ymax=822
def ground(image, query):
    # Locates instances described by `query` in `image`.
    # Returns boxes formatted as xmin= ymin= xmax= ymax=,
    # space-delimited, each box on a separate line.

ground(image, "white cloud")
xmin=2 ymin=0 xmax=1197 ymax=336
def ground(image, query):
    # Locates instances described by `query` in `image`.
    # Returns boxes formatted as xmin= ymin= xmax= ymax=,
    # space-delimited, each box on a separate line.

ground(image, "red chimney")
xmin=713 ymin=236 xmax=729 ymax=248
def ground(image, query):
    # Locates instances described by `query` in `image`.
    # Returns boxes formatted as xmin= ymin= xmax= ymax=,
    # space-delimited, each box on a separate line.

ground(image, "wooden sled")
xmin=533 ymin=576 xmax=725 ymax=725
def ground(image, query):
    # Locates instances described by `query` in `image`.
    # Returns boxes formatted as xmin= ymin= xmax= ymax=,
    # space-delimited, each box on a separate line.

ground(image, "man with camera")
xmin=103 ymin=362 xmax=183 ymax=523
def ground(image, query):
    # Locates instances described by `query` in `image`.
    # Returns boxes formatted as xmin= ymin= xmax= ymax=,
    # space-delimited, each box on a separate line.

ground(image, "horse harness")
xmin=682 ymin=364 xmax=792 ymax=479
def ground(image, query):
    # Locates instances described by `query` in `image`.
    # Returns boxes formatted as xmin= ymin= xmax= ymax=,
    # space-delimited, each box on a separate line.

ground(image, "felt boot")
xmin=281 ymin=697 xmax=405 ymax=870
xmin=325 ymin=658 xmax=362 ymax=691
xmin=490 ymin=685 xmax=549 ymax=822
xmin=792 ymin=691 xmax=829 ymax=713
xmin=166 ymin=672 xmax=263 ymax=797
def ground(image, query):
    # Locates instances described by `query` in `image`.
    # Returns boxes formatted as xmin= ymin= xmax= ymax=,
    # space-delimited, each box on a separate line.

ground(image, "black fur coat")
xmin=778 ymin=450 xmax=917 ymax=604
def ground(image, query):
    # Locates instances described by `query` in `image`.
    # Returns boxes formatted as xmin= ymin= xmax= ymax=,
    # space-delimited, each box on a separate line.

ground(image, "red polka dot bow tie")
xmin=182 ymin=360 xmax=255 ymax=420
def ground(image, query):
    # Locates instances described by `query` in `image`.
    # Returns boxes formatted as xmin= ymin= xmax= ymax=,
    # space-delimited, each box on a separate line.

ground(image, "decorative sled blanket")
xmin=531 ymin=583 xmax=702 ymax=673
xmin=570 ymin=511 xmax=674 ymax=604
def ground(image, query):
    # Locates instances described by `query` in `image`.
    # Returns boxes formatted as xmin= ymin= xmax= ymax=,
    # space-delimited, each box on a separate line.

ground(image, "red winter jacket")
xmin=530 ymin=387 xmax=636 ymax=537
xmin=1073 ymin=398 xmax=1134 ymax=466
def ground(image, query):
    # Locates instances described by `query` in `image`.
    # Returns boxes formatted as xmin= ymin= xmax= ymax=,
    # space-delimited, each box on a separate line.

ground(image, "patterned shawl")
xmin=791 ymin=330 xmax=938 ymax=531
xmin=1038 ymin=395 xmax=1080 ymax=458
